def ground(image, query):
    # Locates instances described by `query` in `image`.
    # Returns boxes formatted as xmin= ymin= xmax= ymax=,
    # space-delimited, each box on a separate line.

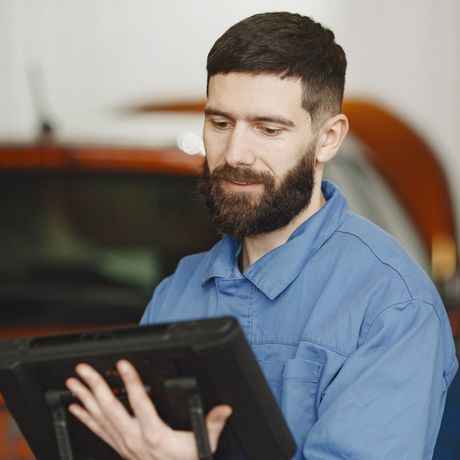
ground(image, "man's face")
xmin=200 ymin=73 xmax=318 ymax=238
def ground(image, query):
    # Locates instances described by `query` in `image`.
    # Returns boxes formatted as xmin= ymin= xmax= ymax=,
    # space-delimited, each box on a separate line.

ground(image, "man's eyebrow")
xmin=204 ymin=108 xmax=233 ymax=118
xmin=204 ymin=107 xmax=295 ymax=127
xmin=248 ymin=115 xmax=295 ymax=127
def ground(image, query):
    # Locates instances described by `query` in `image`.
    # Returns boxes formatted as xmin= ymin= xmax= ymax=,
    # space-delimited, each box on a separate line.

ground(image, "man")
xmin=66 ymin=12 xmax=458 ymax=459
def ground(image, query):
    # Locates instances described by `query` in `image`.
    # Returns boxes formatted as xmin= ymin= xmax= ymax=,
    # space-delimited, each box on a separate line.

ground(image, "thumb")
xmin=205 ymin=405 xmax=232 ymax=452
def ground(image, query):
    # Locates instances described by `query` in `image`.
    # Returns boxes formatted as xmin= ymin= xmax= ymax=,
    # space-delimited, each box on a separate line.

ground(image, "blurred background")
xmin=0 ymin=0 xmax=459 ymax=458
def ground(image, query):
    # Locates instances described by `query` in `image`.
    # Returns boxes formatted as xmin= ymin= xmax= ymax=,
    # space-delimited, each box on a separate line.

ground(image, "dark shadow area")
xmin=0 ymin=170 xmax=218 ymax=327
xmin=433 ymin=339 xmax=460 ymax=460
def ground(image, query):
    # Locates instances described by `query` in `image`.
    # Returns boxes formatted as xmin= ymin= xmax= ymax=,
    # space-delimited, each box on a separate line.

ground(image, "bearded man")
xmin=66 ymin=12 xmax=458 ymax=460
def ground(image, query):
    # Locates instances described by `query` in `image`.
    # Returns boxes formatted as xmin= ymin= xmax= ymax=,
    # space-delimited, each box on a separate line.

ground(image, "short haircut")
xmin=206 ymin=12 xmax=347 ymax=125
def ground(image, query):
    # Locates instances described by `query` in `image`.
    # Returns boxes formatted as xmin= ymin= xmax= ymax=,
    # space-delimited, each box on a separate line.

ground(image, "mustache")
xmin=209 ymin=164 xmax=274 ymax=185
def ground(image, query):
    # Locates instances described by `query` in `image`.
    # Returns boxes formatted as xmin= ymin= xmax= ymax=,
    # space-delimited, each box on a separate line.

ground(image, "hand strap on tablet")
xmin=45 ymin=389 xmax=75 ymax=460
xmin=164 ymin=377 xmax=214 ymax=460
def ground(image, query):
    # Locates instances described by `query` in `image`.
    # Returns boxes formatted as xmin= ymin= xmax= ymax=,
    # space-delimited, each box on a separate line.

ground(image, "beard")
xmin=198 ymin=145 xmax=316 ymax=239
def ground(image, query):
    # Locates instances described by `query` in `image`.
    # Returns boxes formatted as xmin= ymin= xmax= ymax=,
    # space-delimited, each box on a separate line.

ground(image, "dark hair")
xmin=207 ymin=12 xmax=346 ymax=125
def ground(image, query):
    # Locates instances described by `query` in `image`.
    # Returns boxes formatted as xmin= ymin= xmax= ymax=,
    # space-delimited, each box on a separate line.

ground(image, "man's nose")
xmin=224 ymin=127 xmax=256 ymax=168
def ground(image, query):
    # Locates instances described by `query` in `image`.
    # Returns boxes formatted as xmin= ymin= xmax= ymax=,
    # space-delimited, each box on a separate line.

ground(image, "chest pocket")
xmin=281 ymin=359 xmax=322 ymax=457
xmin=257 ymin=358 xmax=322 ymax=454
xmin=257 ymin=360 xmax=285 ymax=403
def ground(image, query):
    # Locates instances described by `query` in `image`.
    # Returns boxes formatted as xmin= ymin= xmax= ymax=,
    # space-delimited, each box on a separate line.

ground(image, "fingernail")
xmin=117 ymin=360 xmax=130 ymax=374
xmin=68 ymin=404 xmax=79 ymax=415
xmin=76 ymin=364 xmax=90 ymax=377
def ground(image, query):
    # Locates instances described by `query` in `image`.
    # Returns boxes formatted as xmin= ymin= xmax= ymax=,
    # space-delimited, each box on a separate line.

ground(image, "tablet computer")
xmin=0 ymin=316 xmax=296 ymax=460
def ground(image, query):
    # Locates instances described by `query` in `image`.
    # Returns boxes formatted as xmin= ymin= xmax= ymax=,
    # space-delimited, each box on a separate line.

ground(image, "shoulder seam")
xmin=336 ymin=228 xmax=414 ymax=299
xmin=361 ymin=299 xmax=442 ymax=344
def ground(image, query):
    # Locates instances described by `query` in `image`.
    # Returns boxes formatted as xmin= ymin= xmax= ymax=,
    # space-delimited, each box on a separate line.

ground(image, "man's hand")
xmin=65 ymin=360 xmax=232 ymax=460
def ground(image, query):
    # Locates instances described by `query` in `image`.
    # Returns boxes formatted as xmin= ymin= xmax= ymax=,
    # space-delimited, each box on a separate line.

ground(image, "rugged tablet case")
xmin=0 ymin=316 xmax=296 ymax=460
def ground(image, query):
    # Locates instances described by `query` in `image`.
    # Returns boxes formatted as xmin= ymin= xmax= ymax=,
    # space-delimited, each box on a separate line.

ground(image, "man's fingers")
xmin=117 ymin=360 xmax=165 ymax=433
xmin=68 ymin=361 xmax=232 ymax=458
xmin=205 ymin=405 xmax=232 ymax=452
xmin=65 ymin=378 xmax=123 ymax=450
xmin=68 ymin=364 xmax=139 ymax=442
xmin=66 ymin=376 xmax=104 ymax=420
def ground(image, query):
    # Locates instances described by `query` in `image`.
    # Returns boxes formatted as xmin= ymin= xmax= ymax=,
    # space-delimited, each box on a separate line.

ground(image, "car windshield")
xmin=0 ymin=171 xmax=217 ymax=326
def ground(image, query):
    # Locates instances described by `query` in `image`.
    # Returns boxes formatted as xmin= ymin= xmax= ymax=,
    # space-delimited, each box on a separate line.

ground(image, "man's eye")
xmin=211 ymin=120 xmax=230 ymax=130
xmin=261 ymin=126 xmax=282 ymax=136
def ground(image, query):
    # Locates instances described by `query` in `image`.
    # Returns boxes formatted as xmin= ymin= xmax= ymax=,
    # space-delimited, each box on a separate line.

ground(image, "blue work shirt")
xmin=141 ymin=180 xmax=458 ymax=460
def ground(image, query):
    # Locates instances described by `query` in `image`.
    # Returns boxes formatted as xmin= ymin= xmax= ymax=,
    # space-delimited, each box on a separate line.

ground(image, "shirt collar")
xmin=203 ymin=180 xmax=349 ymax=299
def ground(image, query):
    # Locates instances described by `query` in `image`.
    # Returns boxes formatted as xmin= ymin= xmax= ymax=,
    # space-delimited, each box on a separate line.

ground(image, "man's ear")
xmin=316 ymin=114 xmax=349 ymax=164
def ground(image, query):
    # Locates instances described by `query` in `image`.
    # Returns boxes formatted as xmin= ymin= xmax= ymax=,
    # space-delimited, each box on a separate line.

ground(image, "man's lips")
xmin=222 ymin=179 xmax=264 ymax=191
xmin=229 ymin=180 xmax=256 ymax=185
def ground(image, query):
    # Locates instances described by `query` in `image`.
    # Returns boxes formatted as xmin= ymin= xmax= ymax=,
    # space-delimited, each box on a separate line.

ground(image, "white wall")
xmin=1 ymin=0 xmax=459 ymax=231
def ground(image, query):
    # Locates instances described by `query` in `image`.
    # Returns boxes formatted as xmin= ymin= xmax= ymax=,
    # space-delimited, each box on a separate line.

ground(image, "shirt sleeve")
xmin=302 ymin=300 xmax=454 ymax=460
xmin=139 ymin=275 xmax=172 ymax=325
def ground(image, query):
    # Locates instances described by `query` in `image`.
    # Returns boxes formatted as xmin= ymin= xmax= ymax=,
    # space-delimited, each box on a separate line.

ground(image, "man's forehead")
xmin=206 ymin=72 xmax=309 ymax=122
xmin=207 ymin=72 xmax=302 ymax=94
